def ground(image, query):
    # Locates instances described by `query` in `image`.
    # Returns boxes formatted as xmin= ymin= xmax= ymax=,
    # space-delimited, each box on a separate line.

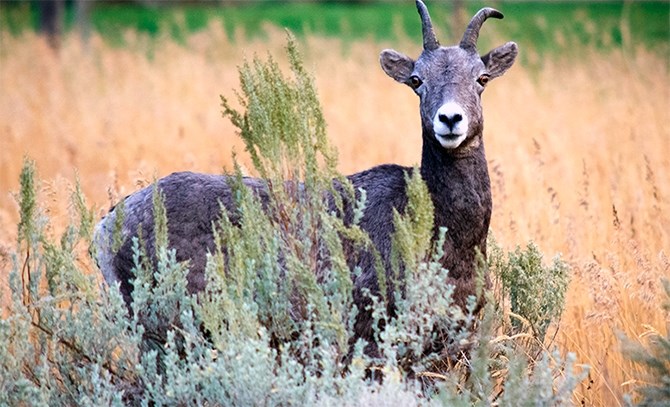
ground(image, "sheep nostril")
xmin=439 ymin=113 xmax=463 ymax=129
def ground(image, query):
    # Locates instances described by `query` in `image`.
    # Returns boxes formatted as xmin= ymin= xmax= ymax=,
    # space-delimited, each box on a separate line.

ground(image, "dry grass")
xmin=1 ymin=24 xmax=668 ymax=405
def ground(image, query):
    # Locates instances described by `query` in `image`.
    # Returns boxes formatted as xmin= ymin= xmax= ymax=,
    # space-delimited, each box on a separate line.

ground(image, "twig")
xmin=30 ymin=320 xmax=125 ymax=381
xmin=21 ymin=247 xmax=31 ymax=307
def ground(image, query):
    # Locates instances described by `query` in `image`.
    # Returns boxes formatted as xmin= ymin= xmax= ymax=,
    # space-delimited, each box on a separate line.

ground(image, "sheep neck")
xmin=419 ymin=128 xmax=489 ymax=193
xmin=419 ymin=127 xmax=492 ymax=276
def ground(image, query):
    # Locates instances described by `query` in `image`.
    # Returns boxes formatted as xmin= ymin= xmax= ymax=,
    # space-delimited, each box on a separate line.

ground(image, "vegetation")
xmin=0 ymin=38 xmax=590 ymax=405
xmin=619 ymin=279 xmax=670 ymax=406
xmin=1 ymin=1 xmax=668 ymax=53
xmin=0 ymin=3 xmax=667 ymax=405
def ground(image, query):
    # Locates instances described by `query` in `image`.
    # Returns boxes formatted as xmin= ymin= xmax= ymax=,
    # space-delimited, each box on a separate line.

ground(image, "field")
xmin=1 ymin=2 xmax=669 ymax=405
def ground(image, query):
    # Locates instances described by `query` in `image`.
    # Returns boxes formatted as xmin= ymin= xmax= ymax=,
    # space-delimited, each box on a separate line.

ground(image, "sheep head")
xmin=380 ymin=0 xmax=518 ymax=152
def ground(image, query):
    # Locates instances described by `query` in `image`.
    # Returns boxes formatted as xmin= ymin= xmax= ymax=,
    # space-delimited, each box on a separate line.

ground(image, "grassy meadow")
xmin=1 ymin=2 xmax=669 ymax=405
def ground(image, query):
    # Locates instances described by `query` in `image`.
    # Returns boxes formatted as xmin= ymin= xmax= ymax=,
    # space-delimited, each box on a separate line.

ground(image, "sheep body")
xmin=94 ymin=0 xmax=518 ymax=356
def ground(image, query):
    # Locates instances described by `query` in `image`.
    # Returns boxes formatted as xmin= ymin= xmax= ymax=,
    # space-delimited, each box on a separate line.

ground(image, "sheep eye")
xmin=408 ymin=75 xmax=423 ymax=89
xmin=477 ymin=74 xmax=491 ymax=86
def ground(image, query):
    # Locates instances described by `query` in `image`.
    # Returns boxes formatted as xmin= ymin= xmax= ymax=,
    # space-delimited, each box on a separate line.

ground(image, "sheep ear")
xmin=481 ymin=41 xmax=518 ymax=79
xmin=380 ymin=49 xmax=415 ymax=84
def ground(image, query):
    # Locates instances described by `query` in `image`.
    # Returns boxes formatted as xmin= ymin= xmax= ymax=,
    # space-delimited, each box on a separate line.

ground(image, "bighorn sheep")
xmin=94 ymin=0 xmax=517 ymax=356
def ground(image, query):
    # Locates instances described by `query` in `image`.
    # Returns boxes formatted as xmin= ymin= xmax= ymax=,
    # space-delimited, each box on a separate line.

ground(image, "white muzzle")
xmin=433 ymin=102 xmax=468 ymax=149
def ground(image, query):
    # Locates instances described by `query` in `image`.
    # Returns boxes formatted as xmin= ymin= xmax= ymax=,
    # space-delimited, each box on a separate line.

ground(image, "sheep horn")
xmin=459 ymin=8 xmax=504 ymax=52
xmin=416 ymin=0 xmax=439 ymax=51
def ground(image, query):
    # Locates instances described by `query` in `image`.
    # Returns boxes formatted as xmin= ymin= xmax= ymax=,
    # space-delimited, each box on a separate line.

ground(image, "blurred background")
xmin=0 ymin=1 xmax=668 ymax=405
xmin=3 ymin=0 xmax=669 ymax=48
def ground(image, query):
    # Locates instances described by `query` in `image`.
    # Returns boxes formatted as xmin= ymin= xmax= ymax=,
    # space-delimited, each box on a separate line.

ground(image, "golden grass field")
xmin=1 ymin=23 xmax=668 ymax=405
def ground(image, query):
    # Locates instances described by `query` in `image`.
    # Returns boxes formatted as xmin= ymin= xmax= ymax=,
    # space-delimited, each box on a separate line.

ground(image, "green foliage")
xmin=17 ymin=158 xmax=38 ymax=247
xmin=391 ymin=169 xmax=435 ymax=275
xmin=1 ymin=1 xmax=668 ymax=55
xmin=1 ymin=39 xmax=587 ymax=405
xmin=2 ymin=159 xmax=140 ymax=406
xmin=221 ymin=33 xmax=334 ymax=184
xmin=622 ymin=279 xmax=670 ymax=406
xmin=217 ymin=35 xmax=358 ymax=357
xmin=490 ymin=239 xmax=569 ymax=343
xmin=436 ymin=305 xmax=587 ymax=407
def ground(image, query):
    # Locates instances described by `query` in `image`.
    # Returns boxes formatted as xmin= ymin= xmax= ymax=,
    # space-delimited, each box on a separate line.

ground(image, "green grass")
xmin=1 ymin=1 xmax=668 ymax=53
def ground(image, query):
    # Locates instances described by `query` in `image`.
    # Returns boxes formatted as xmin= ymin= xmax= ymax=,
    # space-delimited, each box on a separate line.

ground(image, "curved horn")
xmin=416 ymin=0 xmax=439 ymax=51
xmin=459 ymin=8 xmax=504 ymax=51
